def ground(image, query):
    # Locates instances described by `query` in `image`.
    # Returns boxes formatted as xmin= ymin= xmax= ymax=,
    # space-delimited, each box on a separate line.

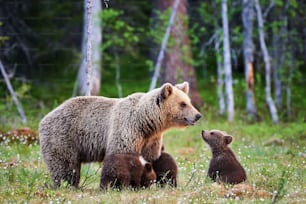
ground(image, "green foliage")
xmin=100 ymin=9 xmax=139 ymax=51
xmin=148 ymin=10 xmax=170 ymax=46
xmin=98 ymin=8 xmax=150 ymax=97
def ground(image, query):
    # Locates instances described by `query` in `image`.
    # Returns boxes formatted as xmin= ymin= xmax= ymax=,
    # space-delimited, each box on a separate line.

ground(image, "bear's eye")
xmin=180 ymin=102 xmax=187 ymax=108
xmin=210 ymin=132 xmax=214 ymax=135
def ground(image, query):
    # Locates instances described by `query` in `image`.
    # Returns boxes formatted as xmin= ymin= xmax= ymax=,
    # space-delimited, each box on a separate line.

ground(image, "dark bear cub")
xmin=100 ymin=153 xmax=156 ymax=190
xmin=153 ymin=146 xmax=178 ymax=187
xmin=201 ymin=130 xmax=247 ymax=184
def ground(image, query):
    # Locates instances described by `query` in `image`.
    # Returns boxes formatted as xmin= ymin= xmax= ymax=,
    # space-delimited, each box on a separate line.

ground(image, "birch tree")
xmin=255 ymin=0 xmax=278 ymax=124
xmin=75 ymin=0 xmax=102 ymax=96
xmin=215 ymin=32 xmax=225 ymax=115
xmin=222 ymin=0 xmax=234 ymax=122
xmin=242 ymin=0 xmax=257 ymax=117
xmin=0 ymin=59 xmax=26 ymax=124
xmin=271 ymin=2 xmax=289 ymax=108
xmin=154 ymin=0 xmax=203 ymax=108
xmin=149 ymin=0 xmax=180 ymax=91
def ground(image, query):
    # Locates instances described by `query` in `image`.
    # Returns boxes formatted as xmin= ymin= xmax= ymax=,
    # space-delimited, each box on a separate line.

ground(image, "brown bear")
xmin=100 ymin=153 xmax=156 ymax=190
xmin=152 ymin=146 xmax=178 ymax=187
xmin=39 ymin=82 xmax=201 ymax=188
xmin=201 ymin=130 xmax=247 ymax=184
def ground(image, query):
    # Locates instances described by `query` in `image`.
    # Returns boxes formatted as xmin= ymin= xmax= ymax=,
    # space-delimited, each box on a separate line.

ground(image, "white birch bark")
xmin=149 ymin=0 xmax=180 ymax=91
xmin=255 ymin=0 xmax=278 ymax=124
xmin=76 ymin=0 xmax=101 ymax=96
xmin=85 ymin=0 xmax=92 ymax=96
xmin=242 ymin=0 xmax=257 ymax=117
xmin=222 ymin=0 xmax=234 ymax=122
xmin=215 ymin=32 xmax=225 ymax=115
xmin=272 ymin=33 xmax=283 ymax=108
xmin=0 ymin=60 xmax=27 ymax=124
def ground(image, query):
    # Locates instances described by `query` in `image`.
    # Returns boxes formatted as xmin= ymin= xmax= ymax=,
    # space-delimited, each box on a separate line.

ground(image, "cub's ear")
xmin=160 ymin=83 xmax=173 ymax=99
xmin=224 ymin=135 xmax=233 ymax=144
xmin=144 ymin=163 xmax=153 ymax=171
xmin=175 ymin=81 xmax=189 ymax=94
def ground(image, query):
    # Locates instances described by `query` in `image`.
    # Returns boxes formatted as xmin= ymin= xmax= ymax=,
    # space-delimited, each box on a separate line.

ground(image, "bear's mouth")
xmin=184 ymin=118 xmax=196 ymax=126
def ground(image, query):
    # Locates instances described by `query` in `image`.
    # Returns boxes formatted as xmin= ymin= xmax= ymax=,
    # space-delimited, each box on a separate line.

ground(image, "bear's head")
xmin=158 ymin=82 xmax=202 ymax=128
xmin=201 ymin=129 xmax=233 ymax=150
xmin=141 ymin=162 xmax=157 ymax=187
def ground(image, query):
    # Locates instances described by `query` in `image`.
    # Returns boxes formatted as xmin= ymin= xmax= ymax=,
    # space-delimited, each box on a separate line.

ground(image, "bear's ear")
xmin=160 ymin=83 xmax=173 ymax=99
xmin=144 ymin=163 xmax=153 ymax=171
xmin=224 ymin=135 xmax=233 ymax=144
xmin=175 ymin=81 xmax=189 ymax=94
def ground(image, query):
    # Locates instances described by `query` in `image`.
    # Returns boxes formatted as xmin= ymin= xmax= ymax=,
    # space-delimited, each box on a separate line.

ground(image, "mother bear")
xmin=39 ymin=82 xmax=201 ymax=188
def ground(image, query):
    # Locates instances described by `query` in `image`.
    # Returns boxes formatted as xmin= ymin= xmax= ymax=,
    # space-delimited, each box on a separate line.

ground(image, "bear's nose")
xmin=195 ymin=113 xmax=202 ymax=121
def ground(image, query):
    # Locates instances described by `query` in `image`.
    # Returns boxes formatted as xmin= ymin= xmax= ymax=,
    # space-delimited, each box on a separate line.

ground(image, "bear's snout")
xmin=201 ymin=130 xmax=208 ymax=142
xmin=195 ymin=113 xmax=202 ymax=121
xmin=183 ymin=113 xmax=201 ymax=126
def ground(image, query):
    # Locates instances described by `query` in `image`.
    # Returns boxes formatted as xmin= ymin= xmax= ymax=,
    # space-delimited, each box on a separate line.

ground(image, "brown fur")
xmin=39 ymin=82 xmax=201 ymax=188
xmin=201 ymin=130 xmax=247 ymax=184
xmin=100 ymin=153 xmax=156 ymax=190
xmin=153 ymin=149 xmax=178 ymax=187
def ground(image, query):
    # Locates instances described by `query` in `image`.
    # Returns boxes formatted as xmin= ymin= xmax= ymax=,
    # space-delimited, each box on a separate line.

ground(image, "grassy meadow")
xmin=0 ymin=116 xmax=305 ymax=203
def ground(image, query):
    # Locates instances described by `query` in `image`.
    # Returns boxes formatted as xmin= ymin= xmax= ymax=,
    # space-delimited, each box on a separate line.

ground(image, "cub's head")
xmin=201 ymin=129 xmax=233 ymax=150
xmin=158 ymin=82 xmax=202 ymax=128
xmin=140 ymin=160 xmax=156 ymax=187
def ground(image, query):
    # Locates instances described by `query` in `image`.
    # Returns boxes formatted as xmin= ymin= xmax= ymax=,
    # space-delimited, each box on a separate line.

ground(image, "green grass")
xmin=0 ymin=119 xmax=305 ymax=203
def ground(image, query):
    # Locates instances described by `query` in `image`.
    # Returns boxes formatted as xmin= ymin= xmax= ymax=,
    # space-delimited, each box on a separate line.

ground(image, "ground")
xmin=0 ymin=119 xmax=305 ymax=203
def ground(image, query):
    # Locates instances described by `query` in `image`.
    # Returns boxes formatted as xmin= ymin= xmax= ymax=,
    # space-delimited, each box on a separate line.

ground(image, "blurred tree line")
xmin=0 ymin=0 xmax=305 ymax=123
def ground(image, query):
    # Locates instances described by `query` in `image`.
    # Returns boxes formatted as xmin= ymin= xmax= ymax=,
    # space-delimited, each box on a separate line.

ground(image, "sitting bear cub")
xmin=153 ymin=146 xmax=178 ymax=187
xmin=100 ymin=153 xmax=156 ymax=190
xmin=201 ymin=130 xmax=247 ymax=184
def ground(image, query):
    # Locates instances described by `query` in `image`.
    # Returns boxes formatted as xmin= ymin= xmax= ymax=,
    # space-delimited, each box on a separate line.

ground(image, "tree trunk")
xmin=286 ymin=25 xmax=294 ymax=119
xmin=222 ymin=0 xmax=235 ymax=122
xmin=0 ymin=59 xmax=27 ymax=124
xmin=255 ymin=0 xmax=278 ymax=124
xmin=215 ymin=32 xmax=225 ymax=115
xmin=272 ymin=5 xmax=288 ymax=109
xmin=156 ymin=0 xmax=180 ymax=85
xmin=272 ymin=32 xmax=283 ymax=109
xmin=149 ymin=0 xmax=180 ymax=91
xmin=242 ymin=0 xmax=257 ymax=118
xmin=286 ymin=44 xmax=293 ymax=118
xmin=156 ymin=0 xmax=203 ymax=108
xmin=113 ymin=47 xmax=122 ymax=98
xmin=76 ymin=0 xmax=102 ymax=96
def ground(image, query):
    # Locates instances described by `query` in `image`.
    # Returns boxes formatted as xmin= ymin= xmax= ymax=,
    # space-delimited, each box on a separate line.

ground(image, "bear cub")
xmin=201 ymin=130 xmax=247 ymax=184
xmin=153 ymin=146 xmax=178 ymax=187
xmin=100 ymin=153 xmax=156 ymax=190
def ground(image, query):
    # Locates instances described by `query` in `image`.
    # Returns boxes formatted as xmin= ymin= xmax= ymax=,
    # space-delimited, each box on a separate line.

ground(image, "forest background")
xmin=0 ymin=0 xmax=305 ymax=124
xmin=0 ymin=0 xmax=305 ymax=203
